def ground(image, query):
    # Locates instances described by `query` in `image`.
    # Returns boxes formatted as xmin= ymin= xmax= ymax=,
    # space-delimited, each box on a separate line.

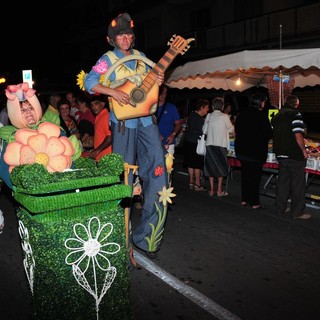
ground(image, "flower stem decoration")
xmin=145 ymin=186 xmax=176 ymax=252
xmin=165 ymin=153 xmax=174 ymax=186
xmin=158 ymin=186 xmax=176 ymax=206
xmin=65 ymin=217 xmax=120 ymax=318
xmin=165 ymin=153 xmax=174 ymax=174
xmin=145 ymin=160 xmax=176 ymax=252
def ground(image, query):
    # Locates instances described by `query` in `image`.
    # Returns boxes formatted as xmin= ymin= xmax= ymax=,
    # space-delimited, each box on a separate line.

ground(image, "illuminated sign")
xmin=22 ymin=70 xmax=33 ymax=88
xmin=268 ymin=109 xmax=279 ymax=122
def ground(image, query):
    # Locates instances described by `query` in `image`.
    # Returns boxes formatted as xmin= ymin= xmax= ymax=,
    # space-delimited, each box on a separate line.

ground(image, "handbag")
xmin=196 ymin=133 xmax=206 ymax=155
xmin=196 ymin=117 xmax=208 ymax=156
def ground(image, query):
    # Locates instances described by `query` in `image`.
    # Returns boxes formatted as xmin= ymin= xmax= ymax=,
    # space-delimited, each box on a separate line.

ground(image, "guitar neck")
xmin=140 ymin=48 xmax=179 ymax=93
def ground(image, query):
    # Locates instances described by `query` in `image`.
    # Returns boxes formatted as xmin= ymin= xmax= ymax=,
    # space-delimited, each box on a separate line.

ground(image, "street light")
xmin=0 ymin=77 xmax=6 ymax=84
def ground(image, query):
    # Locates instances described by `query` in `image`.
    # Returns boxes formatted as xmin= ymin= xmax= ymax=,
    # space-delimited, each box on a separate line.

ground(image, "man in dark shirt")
xmin=271 ymin=95 xmax=311 ymax=219
xmin=156 ymin=85 xmax=181 ymax=155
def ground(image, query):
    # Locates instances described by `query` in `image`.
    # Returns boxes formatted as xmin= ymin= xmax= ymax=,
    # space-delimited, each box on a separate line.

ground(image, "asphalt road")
xmin=1 ymin=155 xmax=320 ymax=320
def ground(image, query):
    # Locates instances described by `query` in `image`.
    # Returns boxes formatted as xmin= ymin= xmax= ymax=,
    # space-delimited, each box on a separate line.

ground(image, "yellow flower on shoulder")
xmin=4 ymin=122 xmax=75 ymax=173
xmin=76 ymin=70 xmax=87 ymax=91
xmin=158 ymin=186 xmax=176 ymax=207
xmin=76 ymin=69 xmax=111 ymax=91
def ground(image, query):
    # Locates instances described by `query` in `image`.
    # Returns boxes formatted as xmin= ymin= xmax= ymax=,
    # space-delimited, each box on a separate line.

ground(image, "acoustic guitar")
xmin=108 ymin=34 xmax=195 ymax=120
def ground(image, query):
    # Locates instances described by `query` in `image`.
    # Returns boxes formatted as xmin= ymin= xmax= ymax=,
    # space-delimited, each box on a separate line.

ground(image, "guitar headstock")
xmin=167 ymin=34 xmax=195 ymax=56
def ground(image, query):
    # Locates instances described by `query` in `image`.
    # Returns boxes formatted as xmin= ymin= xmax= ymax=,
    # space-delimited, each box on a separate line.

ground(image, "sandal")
xmin=240 ymin=201 xmax=248 ymax=207
xmin=252 ymin=205 xmax=264 ymax=210
xmin=189 ymin=183 xmax=195 ymax=190
xmin=217 ymin=191 xmax=228 ymax=197
xmin=194 ymin=184 xmax=207 ymax=192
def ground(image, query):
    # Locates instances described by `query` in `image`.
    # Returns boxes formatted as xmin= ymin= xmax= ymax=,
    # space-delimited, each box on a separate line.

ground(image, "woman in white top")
xmin=203 ymin=97 xmax=234 ymax=197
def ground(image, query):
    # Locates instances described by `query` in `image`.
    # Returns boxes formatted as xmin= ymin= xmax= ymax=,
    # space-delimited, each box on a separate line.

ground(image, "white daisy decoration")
xmin=65 ymin=217 xmax=120 ymax=317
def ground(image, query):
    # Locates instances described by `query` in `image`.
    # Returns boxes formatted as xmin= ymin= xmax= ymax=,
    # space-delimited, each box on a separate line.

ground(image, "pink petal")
xmin=38 ymin=122 xmax=61 ymax=138
xmin=3 ymin=142 xmax=23 ymax=166
xmin=28 ymin=134 xmax=48 ymax=153
xmin=45 ymin=137 xmax=66 ymax=157
xmin=48 ymin=155 xmax=71 ymax=172
xmin=20 ymin=145 xmax=36 ymax=164
xmin=15 ymin=128 xmax=37 ymax=145
xmin=59 ymin=136 xmax=75 ymax=156
xmin=8 ymin=165 xmax=15 ymax=173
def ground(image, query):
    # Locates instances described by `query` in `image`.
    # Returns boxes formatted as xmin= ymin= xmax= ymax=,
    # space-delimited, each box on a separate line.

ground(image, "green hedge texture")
xmin=12 ymin=153 xmax=133 ymax=320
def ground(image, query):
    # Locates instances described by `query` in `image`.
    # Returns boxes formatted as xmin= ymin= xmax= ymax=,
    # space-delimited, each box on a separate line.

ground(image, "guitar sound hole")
xmin=130 ymin=88 xmax=146 ymax=104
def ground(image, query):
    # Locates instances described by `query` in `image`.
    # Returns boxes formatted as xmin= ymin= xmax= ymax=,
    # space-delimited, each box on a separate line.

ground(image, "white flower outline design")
xmin=18 ymin=220 xmax=35 ymax=295
xmin=65 ymin=216 xmax=120 ymax=273
xmin=65 ymin=217 xmax=121 ymax=318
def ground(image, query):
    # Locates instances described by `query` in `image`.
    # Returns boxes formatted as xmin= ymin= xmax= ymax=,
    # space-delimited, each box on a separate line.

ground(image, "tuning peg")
xmin=170 ymin=34 xmax=176 ymax=41
xmin=187 ymin=38 xmax=195 ymax=44
xmin=181 ymin=45 xmax=191 ymax=55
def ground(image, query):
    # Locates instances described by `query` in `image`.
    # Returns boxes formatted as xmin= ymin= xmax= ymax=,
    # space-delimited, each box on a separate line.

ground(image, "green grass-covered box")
xmin=11 ymin=155 xmax=132 ymax=320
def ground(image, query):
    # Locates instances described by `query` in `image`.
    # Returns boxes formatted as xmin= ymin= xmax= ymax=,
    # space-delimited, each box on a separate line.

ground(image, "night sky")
xmin=0 ymin=4 xmax=65 ymax=86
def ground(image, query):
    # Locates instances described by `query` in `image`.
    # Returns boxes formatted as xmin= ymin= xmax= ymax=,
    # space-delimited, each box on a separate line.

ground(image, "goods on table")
xmin=229 ymin=138 xmax=320 ymax=169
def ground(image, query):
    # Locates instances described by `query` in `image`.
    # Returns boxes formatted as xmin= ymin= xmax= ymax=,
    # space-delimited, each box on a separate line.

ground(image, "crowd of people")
xmin=182 ymin=91 xmax=311 ymax=220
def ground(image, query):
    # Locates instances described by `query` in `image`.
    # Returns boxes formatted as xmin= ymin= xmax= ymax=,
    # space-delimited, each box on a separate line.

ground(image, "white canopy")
xmin=166 ymin=49 xmax=320 ymax=92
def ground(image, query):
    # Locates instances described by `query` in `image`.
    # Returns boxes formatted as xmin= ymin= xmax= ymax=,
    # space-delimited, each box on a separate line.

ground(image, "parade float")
xmin=0 ymin=83 xmax=133 ymax=319
xmin=11 ymin=155 xmax=133 ymax=320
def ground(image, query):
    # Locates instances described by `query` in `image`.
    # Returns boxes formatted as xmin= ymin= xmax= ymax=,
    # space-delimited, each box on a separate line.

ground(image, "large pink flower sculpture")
xmin=4 ymin=122 xmax=75 ymax=173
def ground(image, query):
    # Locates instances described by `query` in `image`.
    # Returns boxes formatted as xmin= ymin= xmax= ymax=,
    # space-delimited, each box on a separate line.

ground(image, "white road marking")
xmin=177 ymin=171 xmax=188 ymax=176
xmin=134 ymin=251 xmax=242 ymax=320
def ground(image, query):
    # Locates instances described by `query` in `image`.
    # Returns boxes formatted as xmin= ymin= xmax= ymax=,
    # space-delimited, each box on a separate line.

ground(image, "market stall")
xmin=166 ymin=48 xmax=320 ymax=107
xmin=227 ymin=146 xmax=320 ymax=208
